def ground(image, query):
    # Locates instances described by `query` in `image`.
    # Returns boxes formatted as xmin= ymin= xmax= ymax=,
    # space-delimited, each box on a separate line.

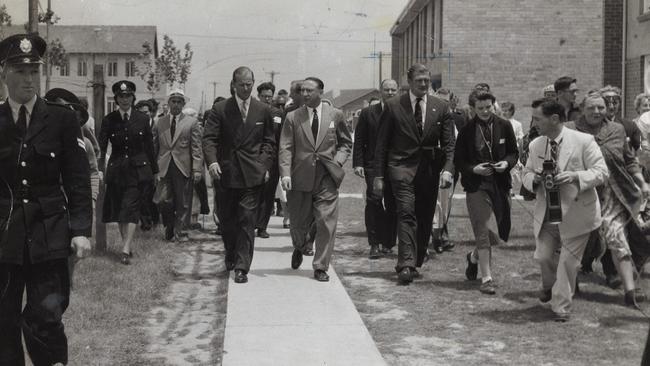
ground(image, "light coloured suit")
xmin=153 ymin=113 xmax=203 ymax=233
xmin=279 ymin=103 xmax=352 ymax=270
xmin=522 ymin=126 xmax=608 ymax=315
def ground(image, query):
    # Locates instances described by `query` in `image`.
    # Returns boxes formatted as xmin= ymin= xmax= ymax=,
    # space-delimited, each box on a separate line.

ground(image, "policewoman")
xmin=0 ymin=34 xmax=93 ymax=366
xmin=98 ymin=81 xmax=158 ymax=265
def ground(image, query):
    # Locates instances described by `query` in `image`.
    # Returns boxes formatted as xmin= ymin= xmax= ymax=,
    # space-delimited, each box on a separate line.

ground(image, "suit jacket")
xmin=279 ymin=103 xmax=353 ymax=192
xmin=153 ymin=113 xmax=203 ymax=178
xmin=353 ymin=103 xmax=383 ymax=170
xmin=203 ymin=97 xmax=275 ymax=188
xmin=374 ymin=93 xmax=455 ymax=183
xmin=0 ymin=98 xmax=92 ymax=264
xmin=454 ymin=115 xmax=519 ymax=193
xmin=522 ymin=127 xmax=609 ymax=240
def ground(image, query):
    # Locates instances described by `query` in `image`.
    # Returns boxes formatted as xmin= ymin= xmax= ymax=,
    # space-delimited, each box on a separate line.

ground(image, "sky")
xmin=5 ymin=0 xmax=408 ymax=110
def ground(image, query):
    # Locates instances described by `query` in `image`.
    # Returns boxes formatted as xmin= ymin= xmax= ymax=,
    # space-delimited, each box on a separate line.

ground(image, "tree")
xmin=0 ymin=4 xmax=12 ymax=39
xmin=138 ymin=34 xmax=193 ymax=96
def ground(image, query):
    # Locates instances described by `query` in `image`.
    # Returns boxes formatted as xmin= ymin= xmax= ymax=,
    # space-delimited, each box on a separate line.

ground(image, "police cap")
xmin=0 ymin=33 xmax=46 ymax=67
xmin=112 ymin=80 xmax=136 ymax=96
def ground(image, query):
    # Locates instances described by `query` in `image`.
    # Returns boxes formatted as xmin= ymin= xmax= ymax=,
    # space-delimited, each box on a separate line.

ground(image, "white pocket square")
xmin=255 ymin=122 xmax=264 ymax=125
xmin=328 ymin=121 xmax=335 ymax=128
xmin=499 ymin=138 xmax=505 ymax=144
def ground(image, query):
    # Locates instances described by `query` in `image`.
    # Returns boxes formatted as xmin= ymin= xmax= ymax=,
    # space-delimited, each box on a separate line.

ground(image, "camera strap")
xmin=478 ymin=122 xmax=494 ymax=161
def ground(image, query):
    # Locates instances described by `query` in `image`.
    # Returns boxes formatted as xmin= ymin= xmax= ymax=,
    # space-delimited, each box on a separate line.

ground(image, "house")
xmin=324 ymin=88 xmax=380 ymax=118
xmin=390 ymin=0 xmax=621 ymax=125
xmin=624 ymin=0 xmax=650 ymax=118
xmin=2 ymin=25 xmax=167 ymax=122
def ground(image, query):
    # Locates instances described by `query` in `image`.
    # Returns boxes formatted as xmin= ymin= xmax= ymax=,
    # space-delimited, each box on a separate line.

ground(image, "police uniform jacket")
xmin=98 ymin=109 xmax=158 ymax=185
xmin=0 ymin=98 xmax=93 ymax=264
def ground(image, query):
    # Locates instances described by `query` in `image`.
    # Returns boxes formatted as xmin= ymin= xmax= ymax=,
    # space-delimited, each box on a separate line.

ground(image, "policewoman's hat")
xmin=112 ymin=80 xmax=136 ymax=96
xmin=0 ymin=33 xmax=47 ymax=67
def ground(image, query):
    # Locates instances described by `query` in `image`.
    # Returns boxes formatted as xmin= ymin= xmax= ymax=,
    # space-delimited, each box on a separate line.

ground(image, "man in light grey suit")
xmin=153 ymin=89 xmax=203 ymax=242
xmin=523 ymin=98 xmax=608 ymax=322
xmin=279 ymin=77 xmax=352 ymax=281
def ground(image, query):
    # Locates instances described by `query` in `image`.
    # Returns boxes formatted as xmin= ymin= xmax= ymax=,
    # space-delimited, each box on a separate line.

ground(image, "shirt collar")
xmin=550 ymin=126 xmax=565 ymax=144
xmin=307 ymin=102 xmax=323 ymax=117
xmin=235 ymin=94 xmax=252 ymax=108
xmin=409 ymin=90 xmax=426 ymax=106
xmin=8 ymin=95 xmax=37 ymax=120
xmin=118 ymin=107 xmax=131 ymax=118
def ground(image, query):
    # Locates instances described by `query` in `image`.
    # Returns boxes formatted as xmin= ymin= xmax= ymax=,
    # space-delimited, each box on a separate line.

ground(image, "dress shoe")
xmin=441 ymin=240 xmax=455 ymax=252
xmin=606 ymin=274 xmax=622 ymax=289
xmin=257 ymin=229 xmax=270 ymax=238
xmin=539 ymin=289 xmax=552 ymax=306
xmin=580 ymin=262 xmax=593 ymax=274
xmin=120 ymin=252 xmax=131 ymax=265
xmin=303 ymin=247 xmax=314 ymax=256
xmin=189 ymin=223 xmax=202 ymax=230
xmin=175 ymin=233 xmax=189 ymax=243
xmin=283 ymin=223 xmax=291 ymax=229
xmin=314 ymin=269 xmax=330 ymax=282
xmin=553 ymin=312 xmax=570 ymax=322
xmin=412 ymin=269 xmax=422 ymax=279
xmin=398 ymin=268 xmax=413 ymax=284
xmin=432 ymin=240 xmax=444 ymax=254
xmin=465 ymin=252 xmax=478 ymax=281
xmin=369 ymin=244 xmax=381 ymax=259
xmin=380 ymin=246 xmax=393 ymax=254
xmin=165 ymin=225 xmax=174 ymax=241
xmin=291 ymin=249 xmax=303 ymax=270
xmin=479 ymin=279 xmax=496 ymax=295
xmin=215 ymin=225 xmax=222 ymax=236
xmin=234 ymin=270 xmax=248 ymax=284
xmin=635 ymin=287 xmax=647 ymax=302
xmin=625 ymin=289 xmax=641 ymax=309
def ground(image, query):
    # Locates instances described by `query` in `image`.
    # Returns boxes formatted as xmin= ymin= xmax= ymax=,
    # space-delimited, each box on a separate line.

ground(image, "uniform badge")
xmin=120 ymin=83 xmax=127 ymax=91
xmin=273 ymin=116 xmax=281 ymax=124
xmin=19 ymin=38 xmax=32 ymax=53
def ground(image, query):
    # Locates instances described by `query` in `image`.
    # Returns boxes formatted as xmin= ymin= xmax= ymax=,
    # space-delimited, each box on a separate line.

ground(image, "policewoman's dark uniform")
xmin=0 ymin=34 xmax=93 ymax=366
xmin=98 ymin=82 xmax=158 ymax=224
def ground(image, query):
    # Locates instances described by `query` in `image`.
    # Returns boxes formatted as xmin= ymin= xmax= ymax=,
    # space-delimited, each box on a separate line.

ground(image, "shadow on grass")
xmin=576 ymin=290 xmax=622 ymax=305
xmin=503 ymin=289 xmax=540 ymax=304
xmin=341 ymin=270 xmax=398 ymax=282
xmin=498 ymin=243 xmax=537 ymax=251
xmin=599 ymin=315 xmax=650 ymax=327
xmin=419 ymin=279 xmax=478 ymax=292
xmin=472 ymin=305 xmax=550 ymax=324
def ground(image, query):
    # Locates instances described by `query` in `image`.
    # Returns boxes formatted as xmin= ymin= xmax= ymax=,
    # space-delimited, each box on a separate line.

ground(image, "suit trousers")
xmin=0 ymin=258 xmax=70 ymax=366
xmin=535 ymin=222 xmax=590 ymax=315
xmin=256 ymin=163 xmax=280 ymax=231
xmin=363 ymin=168 xmax=396 ymax=248
xmin=287 ymin=163 xmax=339 ymax=271
xmin=215 ymin=180 xmax=263 ymax=273
xmin=160 ymin=160 xmax=191 ymax=233
xmin=391 ymin=163 xmax=439 ymax=271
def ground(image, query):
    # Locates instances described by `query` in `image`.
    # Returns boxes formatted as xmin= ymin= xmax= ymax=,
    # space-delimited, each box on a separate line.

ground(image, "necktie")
xmin=550 ymin=140 xmax=559 ymax=161
xmin=414 ymin=97 xmax=423 ymax=135
xmin=241 ymin=100 xmax=248 ymax=122
xmin=16 ymin=105 xmax=27 ymax=138
xmin=481 ymin=121 xmax=492 ymax=148
xmin=311 ymin=108 xmax=319 ymax=141
xmin=123 ymin=112 xmax=129 ymax=122
xmin=170 ymin=115 xmax=177 ymax=139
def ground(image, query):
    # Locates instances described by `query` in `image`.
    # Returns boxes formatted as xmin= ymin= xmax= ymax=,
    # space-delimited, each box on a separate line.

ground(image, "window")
xmin=77 ymin=59 xmax=87 ymax=77
xmin=125 ymin=61 xmax=136 ymax=77
xmin=59 ymin=62 xmax=69 ymax=77
xmin=107 ymin=61 xmax=118 ymax=77
xmin=107 ymin=100 xmax=117 ymax=113
xmin=643 ymin=0 xmax=650 ymax=14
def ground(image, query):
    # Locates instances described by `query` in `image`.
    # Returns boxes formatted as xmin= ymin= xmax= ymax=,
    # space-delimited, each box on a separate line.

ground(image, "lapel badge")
xmin=20 ymin=38 xmax=32 ymax=53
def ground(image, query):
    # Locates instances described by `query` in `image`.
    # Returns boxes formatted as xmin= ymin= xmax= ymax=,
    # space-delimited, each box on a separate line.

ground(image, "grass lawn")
xmin=334 ymin=162 xmax=650 ymax=366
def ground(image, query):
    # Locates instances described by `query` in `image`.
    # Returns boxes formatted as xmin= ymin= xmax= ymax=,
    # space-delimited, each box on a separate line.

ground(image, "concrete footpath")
xmin=222 ymin=216 xmax=388 ymax=366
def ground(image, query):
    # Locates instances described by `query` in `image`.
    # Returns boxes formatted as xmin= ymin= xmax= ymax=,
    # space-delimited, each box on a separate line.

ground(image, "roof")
xmin=2 ymin=25 xmax=158 ymax=56
xmin=324 ymin=88 xmax=379 ymax=109
xmin=390 ymin=0 xmax=431 ymax=35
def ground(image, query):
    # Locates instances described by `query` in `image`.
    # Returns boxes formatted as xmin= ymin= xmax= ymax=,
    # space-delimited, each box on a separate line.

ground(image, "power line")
xmin=167 ymin=32 xmax=390 ymax=44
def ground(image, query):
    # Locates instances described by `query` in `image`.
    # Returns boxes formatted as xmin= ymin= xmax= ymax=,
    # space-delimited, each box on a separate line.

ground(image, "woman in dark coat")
xmin=98 ymin=81 xmax=158 ymax=264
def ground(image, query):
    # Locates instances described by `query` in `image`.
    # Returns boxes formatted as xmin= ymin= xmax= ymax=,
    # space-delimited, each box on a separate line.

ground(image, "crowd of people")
xmin=2 ymin=32 xmax=650 ymax=365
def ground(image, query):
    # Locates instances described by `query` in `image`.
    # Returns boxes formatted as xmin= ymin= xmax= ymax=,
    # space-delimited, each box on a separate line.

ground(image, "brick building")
xmin=624 ymin=0 xmax=650 ymax=118
xmin=390 ymin=0 xmax=615 ymax=125
xmin=2 ymin=25 xmax=166 ymax=123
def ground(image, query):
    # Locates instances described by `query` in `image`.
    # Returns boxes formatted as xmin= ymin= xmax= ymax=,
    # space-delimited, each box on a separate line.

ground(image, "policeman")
xmin=0 ymin=34 xmax=92 ymax=366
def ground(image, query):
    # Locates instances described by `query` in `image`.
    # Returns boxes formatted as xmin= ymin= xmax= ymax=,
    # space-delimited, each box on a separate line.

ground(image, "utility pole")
xmin=361 ymin=51 xmax=392 ymax=89
xmin=266 ymin=70 xmax=279 ymax=84
xmin=45 ymin=0 xmax=52 ymax=91
xmin=211 ymin=81 xmax=218 ymax=102
xmin=378 ymin=51 xmax=382 ymax=88
xmin=28 ymin=0 xmax=39 ymax=34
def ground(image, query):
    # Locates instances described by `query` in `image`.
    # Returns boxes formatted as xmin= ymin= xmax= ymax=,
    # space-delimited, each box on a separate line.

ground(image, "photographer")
xmin=454 ymin=90 xmax=518 ymax=295
xmin=523 ymin=98 xmax=608 ymax=322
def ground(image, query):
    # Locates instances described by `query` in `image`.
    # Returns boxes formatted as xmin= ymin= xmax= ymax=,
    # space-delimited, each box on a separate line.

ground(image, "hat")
xmin=168 ymin=88 xmax=188 ymax=102
xmin=44 ymin=88 xmax=89 ymax=127
xmin=0 ymin=34 xmax=47 ymax=67
xmin=112 ymin=80 xmax=136 ymax=96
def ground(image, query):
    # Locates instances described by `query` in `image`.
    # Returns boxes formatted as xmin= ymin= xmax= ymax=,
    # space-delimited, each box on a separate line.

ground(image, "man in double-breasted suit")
xmin=203 ymin=67 xmax=275 ymax=284
xmin=523 ymin=98 xmax=608 ymax=321
xmin=353 ymin=79 xmax=398 ymax=259
xmin=279 ymin=77 xmax=352 ymax=282
xmin=153 ymin=89 xmax=203 ymax=242
xmin=373 ymin=63 xmax=455 ymax=284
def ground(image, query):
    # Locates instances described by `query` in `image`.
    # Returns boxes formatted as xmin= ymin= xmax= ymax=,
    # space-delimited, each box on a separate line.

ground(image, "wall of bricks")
xmin=603 ymin=0 xmax=623 ymax=88
xmin=625 ymin=0 xmax=650 ymax=118
xmin=392 ymin=0 xmax=606 ymax=127
xmin=625 ymin=56 xmax=645 ymax=118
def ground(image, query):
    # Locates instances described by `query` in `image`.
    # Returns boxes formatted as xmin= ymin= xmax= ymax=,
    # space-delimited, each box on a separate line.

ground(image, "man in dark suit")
xmin=203 ymin=67 xmax=275 ymax=284
xmin=0 ymin=34 xmax=92 ymax=366
xmin=255 ymin=82 xmax=283 ymax=239
xmin=279 ymin=77 xmax=352 ymax=282
xmin=373 ymin=63 xmax=455 ymax=284
xmin=353 ymin=79 xmax=398 ymax=259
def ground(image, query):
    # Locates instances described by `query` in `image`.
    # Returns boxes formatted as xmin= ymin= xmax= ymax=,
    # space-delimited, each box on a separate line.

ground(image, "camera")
xmin=542 ymin=159 xmax=562 ymax=224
